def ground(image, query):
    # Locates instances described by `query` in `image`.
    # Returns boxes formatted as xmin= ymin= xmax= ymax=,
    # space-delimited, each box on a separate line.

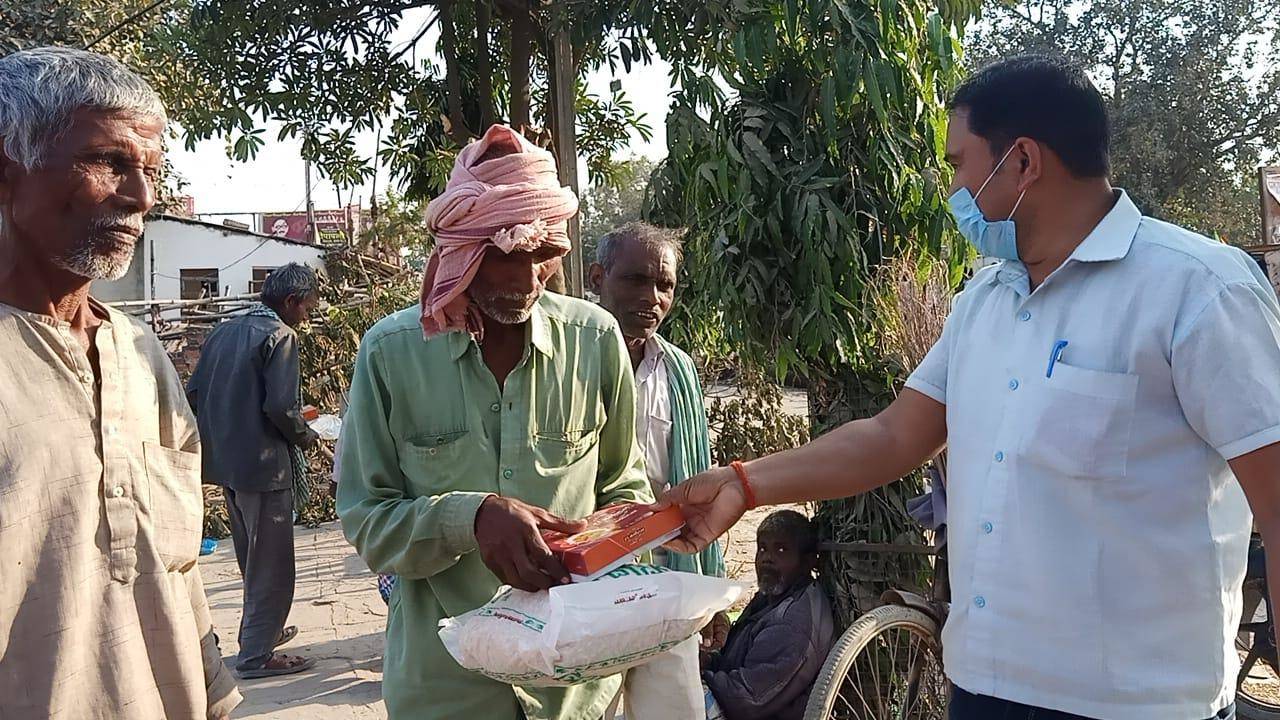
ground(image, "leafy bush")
xmin=704 ymin=364 xmax=809 ymax=465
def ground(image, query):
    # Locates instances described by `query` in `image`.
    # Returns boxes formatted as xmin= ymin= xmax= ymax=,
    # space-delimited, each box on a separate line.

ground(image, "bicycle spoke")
xmin=902 ymin=636 xmax=925 ymax=718
xmin=849 ymin=642 xmax=881 ymax=719
xmin=868 ymin=635 xmax=885 ymax=715
xmin=891 ymin=632 xmax=905 ymax=711
xmin=834 ymin=687 xmax=861 ymax=719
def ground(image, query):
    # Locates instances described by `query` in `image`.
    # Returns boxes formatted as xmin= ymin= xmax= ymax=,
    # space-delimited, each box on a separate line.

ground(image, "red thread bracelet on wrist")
xmin=729 ymin=460 xmax=757 ymax=510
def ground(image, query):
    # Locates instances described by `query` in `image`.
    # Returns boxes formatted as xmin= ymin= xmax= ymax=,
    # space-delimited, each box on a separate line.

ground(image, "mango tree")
xmin=644 ymin=0 xmax=978 ymax=624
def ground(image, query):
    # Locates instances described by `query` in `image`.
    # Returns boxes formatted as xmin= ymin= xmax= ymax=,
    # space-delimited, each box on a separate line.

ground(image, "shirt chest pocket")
xmin=400 ymin=430 xmax=472 ymax=496
xmin=533 ymin=425 xmax=602 ymax=472
xmin=141 ymin=442 xmax=203 ymax=571
xmin=1017 ymin=362 xmax=1139 ymax=479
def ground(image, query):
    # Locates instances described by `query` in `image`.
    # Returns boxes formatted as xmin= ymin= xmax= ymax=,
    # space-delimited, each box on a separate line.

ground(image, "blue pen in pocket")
xmin=1045 ymin=340 xmax=1069 ymax=378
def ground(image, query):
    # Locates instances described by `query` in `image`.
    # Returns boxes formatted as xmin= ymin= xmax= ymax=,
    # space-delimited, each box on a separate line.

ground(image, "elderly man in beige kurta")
xmin=0 ymin=48 xmax=241 ymax=719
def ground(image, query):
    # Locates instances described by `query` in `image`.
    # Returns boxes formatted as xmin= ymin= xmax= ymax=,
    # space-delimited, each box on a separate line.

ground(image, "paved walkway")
xmin=201 ymin=524 xmax=388 ymax=719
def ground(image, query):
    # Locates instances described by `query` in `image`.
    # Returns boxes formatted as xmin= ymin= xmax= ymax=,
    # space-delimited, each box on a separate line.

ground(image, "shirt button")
xmin=982 ymin=521 xmax=994 ymax=534
xmin=112 ymin=486 xmax=125 ymax=498
xmin=502 ymin=469 xmax=514 ymax=480
xmin=490 ymin=402 xmax=501 ymax=413
xmin=994 ymin=451 xmax=1005 ymax=463
xmin=1018 ymin=310 xmax=1032 ymax=322
xmin=974 ymin=596 xmax=987 ymax=609
xmin=428 ymin=448 xmax=438 ymax=456
xmin=1008 ymin=378 xmax=1019 ymax=391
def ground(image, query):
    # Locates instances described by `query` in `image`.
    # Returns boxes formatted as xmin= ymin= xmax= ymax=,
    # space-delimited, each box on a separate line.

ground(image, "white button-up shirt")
xmin=635 ymin=337 xmax=673 ymax=497
xmin=907 ymin=191 xmax=1280 ymax=719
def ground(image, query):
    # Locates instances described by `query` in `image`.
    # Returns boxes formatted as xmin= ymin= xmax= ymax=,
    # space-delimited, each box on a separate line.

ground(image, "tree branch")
xmin=475 ymin=0 xmax=497 ymax=129
xmin=439 ymin=0 xmax=472 ymax=144
xmin=86 ymin=0 xmax=168 ymax=50
xmin=390 ymin=13 xmax=441 ymax=64
xmin=507 ymin=0 xmax=536 ymax=130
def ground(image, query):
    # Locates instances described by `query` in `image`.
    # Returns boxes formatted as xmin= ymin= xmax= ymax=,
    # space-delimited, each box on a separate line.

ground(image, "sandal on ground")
xmin=235 ymin=653 xmax=315 ymax=679
xmin=274 ymin=625 xmax=298 ymax=649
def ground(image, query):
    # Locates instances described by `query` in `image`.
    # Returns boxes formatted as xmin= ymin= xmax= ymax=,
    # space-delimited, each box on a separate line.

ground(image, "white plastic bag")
xmin=438 ymin=565 xmax=745 ymax=687
xmin=308 ymin=414 xmax=342 ymax=441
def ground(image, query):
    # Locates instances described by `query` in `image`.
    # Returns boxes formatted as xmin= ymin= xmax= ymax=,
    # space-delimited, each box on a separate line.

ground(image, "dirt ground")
xmin=203 ymin=525 xmax=388 ymax=719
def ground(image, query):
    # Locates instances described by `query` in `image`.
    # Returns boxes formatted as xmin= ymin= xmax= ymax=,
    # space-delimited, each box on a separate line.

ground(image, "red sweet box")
xmin=542 ymin=504 xmax=686 ymax=581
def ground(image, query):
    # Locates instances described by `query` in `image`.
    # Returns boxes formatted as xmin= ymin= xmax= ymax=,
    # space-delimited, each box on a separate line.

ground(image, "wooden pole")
xmin=548 ymin=4 xmax=583 ymax=297
xmin=1262 ymin=166 xmax=1280 ymax=247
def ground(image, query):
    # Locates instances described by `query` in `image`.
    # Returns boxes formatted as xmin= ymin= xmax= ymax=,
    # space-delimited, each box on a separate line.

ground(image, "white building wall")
xmin=148 ymin=218 xmax=326 ymax=301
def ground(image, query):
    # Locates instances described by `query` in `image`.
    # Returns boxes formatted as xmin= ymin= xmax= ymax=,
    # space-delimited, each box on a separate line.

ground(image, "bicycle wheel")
xmin=803 ymin=604 xmax=948 ymax=720
xmin=1238 ymin=582 xmax=1280 ymax=720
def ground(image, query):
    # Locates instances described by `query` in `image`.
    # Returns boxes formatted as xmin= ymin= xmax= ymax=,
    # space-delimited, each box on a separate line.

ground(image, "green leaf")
xmin=741 ymin=131 xmax=780 ymax=179
xmin=864 ymin=58 xmax=887 ymax=124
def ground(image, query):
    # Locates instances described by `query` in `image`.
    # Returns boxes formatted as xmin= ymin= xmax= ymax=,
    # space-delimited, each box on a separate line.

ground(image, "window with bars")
xmin=250 ymin=266 xmax=277 ymax=294
xmin=180 ymin=269 xmax=219 ymax=300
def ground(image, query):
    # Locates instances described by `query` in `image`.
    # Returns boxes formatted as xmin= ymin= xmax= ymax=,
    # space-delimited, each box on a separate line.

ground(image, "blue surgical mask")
xmin=948 ymin=144 xmax=1027 ymax=260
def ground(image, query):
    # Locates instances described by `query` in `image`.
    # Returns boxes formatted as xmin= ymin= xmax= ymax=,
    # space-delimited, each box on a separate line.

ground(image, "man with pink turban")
xmin=336 ymin=125 xmax=653 ymax=720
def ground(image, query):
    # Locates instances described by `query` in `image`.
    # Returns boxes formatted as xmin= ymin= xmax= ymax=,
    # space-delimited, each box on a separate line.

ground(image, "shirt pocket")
xmin=533 ymin=424 xmax=602 ymax=472
xmin=141 ymin=441 xmax=203 ymax=571
xmin=400 ymin=430 xmax=471 ymax=496
xmin=1017 ymin=362 xmax=1139 ymax=479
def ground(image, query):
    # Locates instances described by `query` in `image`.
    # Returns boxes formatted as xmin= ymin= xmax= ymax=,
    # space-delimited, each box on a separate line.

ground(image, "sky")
xmin=168 ymin=14 xmax=676 ymax=225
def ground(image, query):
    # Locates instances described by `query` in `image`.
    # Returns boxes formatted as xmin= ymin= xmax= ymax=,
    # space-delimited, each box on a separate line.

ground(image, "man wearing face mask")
xmin=656 ymin=54 xmax=1280 ymax=720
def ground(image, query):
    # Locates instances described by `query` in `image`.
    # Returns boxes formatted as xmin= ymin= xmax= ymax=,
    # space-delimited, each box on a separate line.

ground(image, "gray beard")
xmin=51 ymin=241 xmax=136 ymax=281
xmin=49 ymin=214 xmax=143 ymax=281
xmin=473 ymin=291 xmax=538 ymax=325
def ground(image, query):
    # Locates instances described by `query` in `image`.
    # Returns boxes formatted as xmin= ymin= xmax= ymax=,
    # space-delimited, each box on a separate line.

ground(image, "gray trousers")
xmin=223 ymin=486 xmax=296 ymax=670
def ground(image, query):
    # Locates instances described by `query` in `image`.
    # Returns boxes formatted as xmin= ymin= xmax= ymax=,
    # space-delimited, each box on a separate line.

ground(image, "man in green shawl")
xmin=590 ymin=223 xmax=725 ymax=578
xmin=590 ymin=222 xmax=726 ymax=718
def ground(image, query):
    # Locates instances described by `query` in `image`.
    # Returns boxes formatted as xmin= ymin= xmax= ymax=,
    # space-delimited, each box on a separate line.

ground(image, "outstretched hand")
xmin=655 ymin=466 xmax=748 ymax=554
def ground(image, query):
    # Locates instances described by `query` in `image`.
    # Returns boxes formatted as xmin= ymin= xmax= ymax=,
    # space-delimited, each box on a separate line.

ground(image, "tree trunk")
xmin=808 ymin=367 xmax=933 ymax=630
xmin=508 ymin=1 xmax=535 ymax=131
xmin=475 ymin=0 xmax=497 ymax=129
xmin=439 ymin=1 xmax=471 ymax=144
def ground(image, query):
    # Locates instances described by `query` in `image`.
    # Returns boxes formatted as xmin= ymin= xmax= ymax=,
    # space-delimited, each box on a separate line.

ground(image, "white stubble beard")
xmin=49 ymin=213 xmax=143 ymax=281
xmin=473 ymin=289 xmax=540 ymax=325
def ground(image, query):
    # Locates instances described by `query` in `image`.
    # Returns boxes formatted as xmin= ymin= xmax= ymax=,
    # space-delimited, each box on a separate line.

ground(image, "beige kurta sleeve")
xmin=151 ymin=322 xmax=244 ymax=719
xmin=187 ymin=568 xmax=243 ymax=718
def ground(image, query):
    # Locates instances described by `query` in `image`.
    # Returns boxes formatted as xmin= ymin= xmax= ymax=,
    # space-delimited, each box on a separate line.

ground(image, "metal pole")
xmin=305 ymin=156 xmax=317 ymax=245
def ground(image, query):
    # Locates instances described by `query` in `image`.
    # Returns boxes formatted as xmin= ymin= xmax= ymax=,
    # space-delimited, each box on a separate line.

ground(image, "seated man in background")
xmin=703 ymin=510 xmax=835 ymax=720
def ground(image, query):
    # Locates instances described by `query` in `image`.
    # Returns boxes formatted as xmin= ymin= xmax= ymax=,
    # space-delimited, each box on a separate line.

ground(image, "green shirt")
xmin=336 ymin=292 xmax=652 ymax=720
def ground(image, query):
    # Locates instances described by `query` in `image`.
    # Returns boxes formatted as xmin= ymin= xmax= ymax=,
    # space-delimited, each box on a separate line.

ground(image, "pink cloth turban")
xmin=419 ymin=124 xmax=579 ymax=339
